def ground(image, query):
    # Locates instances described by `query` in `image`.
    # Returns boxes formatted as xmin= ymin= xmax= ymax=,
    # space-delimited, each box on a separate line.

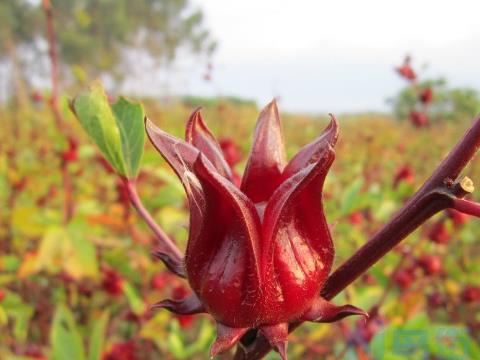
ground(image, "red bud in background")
xmin=410 ymin=111 xmax=429 ymax=127
xmin=461 ymin=286 xmax=480 ymax=304
xmin=396 ymin=56 xmax=416 ymax=82
xmin=447 ymin=208 xmax=469 ymax=228
xmin=417 ymin=255 xmax=442 ymax=276
xmin=394 ymin=268 xmax=416 ymax=290
xmin=101 ymin=268 xmax=124 ymax=297
xmin=393 ymin=165 xmax=414 ymax=188
xmin=419 ymin=87 xmax=433 ymax=104
xmin=428 ymin=221 xmax=450 ymax=244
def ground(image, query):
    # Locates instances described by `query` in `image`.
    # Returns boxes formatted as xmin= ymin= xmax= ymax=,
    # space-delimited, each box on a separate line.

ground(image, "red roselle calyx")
xmin=146 ymin=101 xmax=366 ymax=358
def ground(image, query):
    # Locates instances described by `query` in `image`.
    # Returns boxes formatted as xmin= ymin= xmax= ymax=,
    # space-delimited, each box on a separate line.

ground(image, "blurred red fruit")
xmin=0 ymin=289 xmax=5 ymax=302
xmin=103 ymin=341 xmax=137 ymax=360
xmin=461 ymin=286 xmax=480 ymax=303
xmin=219 ymin=138 xmax=242 ymax=167
xmin=409 ymin=111 xmax=428 ymax=127
xmin=396 ymin=56 xmax=416 ymax=81
xmin=394 ymin=268 xmax=415 ymax=290
xmin=447 ymin=208 xmax=468 ymax=227
xmin=348 ymin=211 xmax=363 ymax=226
xmin=417 ymin=255 xmax=442 ymax=276
xmin=427 ymin=292 xmax=445 ymax=308
xmin=31 ymin=90 xmax=44 ymax=103
xmin=393 ymin=165 xmax=414 ymax=188
xmin=150 ymin=272 xmax=169 ymax=290
xmin=361 ymin=273 xmax=376 ymax=285
xmin=102 ymin=268 xmax=124 ymax=297
xmin=61 ymin=137 xmax=79 ymax=164
xmin=428 ymin=221 xmax=450 ymax=244
xmin=419 ymin=87 xmax=433 ymax=104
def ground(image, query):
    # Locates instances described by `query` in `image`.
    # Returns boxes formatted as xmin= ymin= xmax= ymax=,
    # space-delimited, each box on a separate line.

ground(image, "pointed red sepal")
xmin=281 ymin=114 xmax=338 ymax=181
xmin=210 ymin=323 xmax=249 ymax=358
xmin=262 ymin=146 xmax=335 ymax=282
xmin=300 ymin=296 xmax=368 ymax=323
xmin=151 ymin=293 xmax=205 ymax=315
xmin=151 ymin=251 xmax=186 ymax=278
xmin=185 ymin=109 xmax=233 ymax=180
xmin=191 ymin=154 xmax=261 ymax=278
xmin=145 ymin=117 xmax=206 ymax=245
xmin=259 ymin=323 xmax=289 ymax=360
xmin=241 ymin=100 xmax=287 ymax=203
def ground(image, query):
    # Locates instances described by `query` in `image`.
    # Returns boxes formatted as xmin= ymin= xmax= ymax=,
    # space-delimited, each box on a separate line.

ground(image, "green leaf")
xmin=88 ymin=311 xmax=110 ymax=360
xmin=73 ymin=83 xmax=145 ymax=178
xmin=112 ymin=97 xmax=145 ymax=177
xmin=340 ymin=178 xmax=364 ymax=215
xmin=122 ymin=281 xmax=146 ymax=315
xmin=73 ymin=83 xmax=126 ymax=175
xmin=50 ymin=304 xmax=86 ymax=360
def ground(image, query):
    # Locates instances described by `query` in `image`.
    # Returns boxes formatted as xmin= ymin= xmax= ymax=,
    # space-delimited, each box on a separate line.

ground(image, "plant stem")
xmin=235 ymin=115 xmax=480 ymax=360
xmin=43 ymin=0 xmax=76 ymax=223
xmin=124 ymin=179 xmax=183 ymax=261
xmin=452 ymin=198 xmax=480 ymax=218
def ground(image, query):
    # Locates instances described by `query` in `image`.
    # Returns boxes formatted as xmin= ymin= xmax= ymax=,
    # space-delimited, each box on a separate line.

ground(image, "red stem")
xmin=235 ymin=115 xmax=480 ymax=359
xmin=124 ymin=179 xmax=183 ymax=261
xmin=452 ymin=198 xmax=480 ymax=218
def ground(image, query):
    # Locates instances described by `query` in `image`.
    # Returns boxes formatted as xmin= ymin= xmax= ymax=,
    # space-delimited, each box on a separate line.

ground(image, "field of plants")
xmin=1 ymin=89 xmax=480 ymax=359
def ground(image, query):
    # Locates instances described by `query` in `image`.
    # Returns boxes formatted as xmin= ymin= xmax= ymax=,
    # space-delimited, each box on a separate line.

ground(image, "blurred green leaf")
xmin=88 ymin=311 xmax=109 ymax=360
xmin=122 ymin=281 xmax=146 ymax=315
xmin=340 ymin=178 xmax=364 ymax=215
xmin=51 ymin=304 xmax=86 ymax=360
xmin=112 ymin=97 xmax=145 ymax=178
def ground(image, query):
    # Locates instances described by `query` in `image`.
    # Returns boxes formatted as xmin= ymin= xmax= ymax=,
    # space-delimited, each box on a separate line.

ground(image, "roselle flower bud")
xmin=419 ymin=87 xmax=433 ymax=104
xmin=393 ymin=268 xmax=416 ymax=290
xmin=417 ymin=255 xmax=442 ymax=276
xmin=348 ymin=211 xmax=363 ymax=226
xmin=428 ymin=221 xmax=450 ymax=244
xmin=447 ymin=208 xmax=469 ymax=228
xmin=410 ymin=111 xmax=428 ymax=127
xmin=393 ymin=165 xmax=414 ymax=188
xmin=461 ymin=286 xmax=480 ymax=304
xmin=396 ymin=56 xmax=416 ymax=82
xmin=101 ymin=268 xmax=124 ymax=297
xmin=61 ymin=136 xmax=79 ymax=164
xmin=146 ymin=101 xmax=366 ymax=358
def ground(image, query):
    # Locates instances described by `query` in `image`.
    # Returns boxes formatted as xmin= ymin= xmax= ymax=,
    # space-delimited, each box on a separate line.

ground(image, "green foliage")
xmin=73 ymin=83 xmax=145 ymax=178
xmin=88 ymin=311 xmax=109 ymax=360
xmin=51 ymin=305 xmax=86 ymax=360
xmin=390 ymin=78 xmax=480 ymax=122
xmin=54 ymin=0 xmax=215 ymax=80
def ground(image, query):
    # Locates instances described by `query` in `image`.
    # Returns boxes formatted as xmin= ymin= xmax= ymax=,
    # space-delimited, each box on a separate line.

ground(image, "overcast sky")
xmin=174 ymin=0 xmax=480 ymax=113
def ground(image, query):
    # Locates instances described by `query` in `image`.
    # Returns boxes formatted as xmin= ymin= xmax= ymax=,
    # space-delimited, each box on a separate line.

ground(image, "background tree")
xmin=0 ymin=0 xmax=216 ymax=100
